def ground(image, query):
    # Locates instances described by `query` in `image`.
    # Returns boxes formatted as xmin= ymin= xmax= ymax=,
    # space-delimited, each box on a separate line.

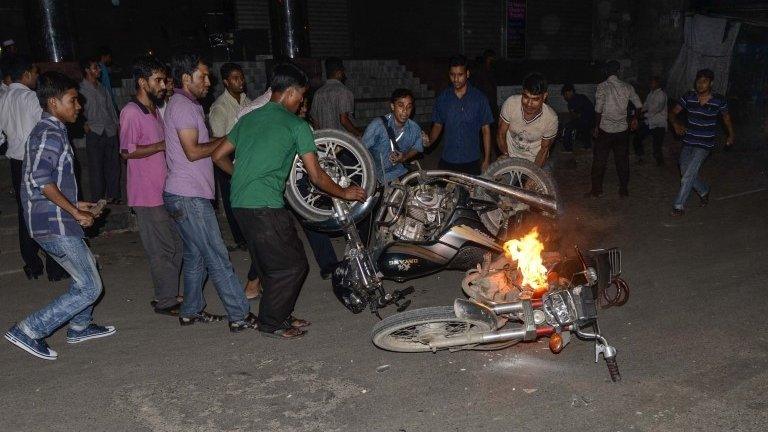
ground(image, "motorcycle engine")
xmin=391 ymin=184 xmax=454 ymax=242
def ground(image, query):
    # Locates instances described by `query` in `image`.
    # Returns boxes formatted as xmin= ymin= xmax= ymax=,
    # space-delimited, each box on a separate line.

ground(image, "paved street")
xmin=1 ymin=142 xmax=767 ymax=432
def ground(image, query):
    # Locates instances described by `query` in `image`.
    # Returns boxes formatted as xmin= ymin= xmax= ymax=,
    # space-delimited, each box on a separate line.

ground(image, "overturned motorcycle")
xmin=285 ymin=130 xmax=559 ymax=316
xmin=371 ymin=233 xmax=627 ymax=382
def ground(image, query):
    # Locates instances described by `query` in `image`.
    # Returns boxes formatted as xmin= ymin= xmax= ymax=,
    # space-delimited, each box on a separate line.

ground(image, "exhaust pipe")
xmin=399 ymin=170 xmax=559 ymax=214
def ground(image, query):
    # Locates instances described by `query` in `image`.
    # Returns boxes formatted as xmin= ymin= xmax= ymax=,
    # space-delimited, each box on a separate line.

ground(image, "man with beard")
xmin=429 ymin=55 xmax=494 ymax=175
xmin=162 ymin=52 xmax=256 ymax=332
xmin=119 ymin=56 xmax=182 ymax=316
xmin=668 ymin=69 xmax=735 ymax=216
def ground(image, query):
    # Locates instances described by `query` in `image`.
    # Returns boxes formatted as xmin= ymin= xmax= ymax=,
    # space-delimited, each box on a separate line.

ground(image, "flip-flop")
xmin=289 ymin=315 xmax=311 ymax=329
xmin=260 ymin=327 xmax=307 ymax=340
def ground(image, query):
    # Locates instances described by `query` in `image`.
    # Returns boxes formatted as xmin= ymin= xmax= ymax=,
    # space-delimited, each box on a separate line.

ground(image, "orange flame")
xmin=503 ymin=227 xmax=548 ymax=290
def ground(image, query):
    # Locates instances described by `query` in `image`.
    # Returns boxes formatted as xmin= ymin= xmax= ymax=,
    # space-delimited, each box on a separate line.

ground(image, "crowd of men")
xmin=0 ymin=45 xmax=735 ymax=360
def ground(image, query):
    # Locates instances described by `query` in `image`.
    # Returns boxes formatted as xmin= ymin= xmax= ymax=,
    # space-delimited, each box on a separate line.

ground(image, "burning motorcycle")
xmin=285 ymin=130 xmax=559 ymax=316
xmin=371 ymin=228 xmax=627 ymax=382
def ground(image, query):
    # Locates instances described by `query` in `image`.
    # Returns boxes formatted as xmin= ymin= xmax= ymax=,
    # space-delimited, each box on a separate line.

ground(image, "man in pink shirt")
xmin=162 ymin=52 xmax=255 ymax=332
xmin=120 ymin=56 xmax=182 ymax=316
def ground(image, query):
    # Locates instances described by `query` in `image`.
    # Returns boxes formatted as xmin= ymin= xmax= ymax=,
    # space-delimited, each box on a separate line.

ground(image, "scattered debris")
xmin=522 ymin=388 xmax=537 ymax=394
xmin=570 ymin=394 xmax=594 ymax=407
xmin=376 ymin=364 xmax=391 ymax=373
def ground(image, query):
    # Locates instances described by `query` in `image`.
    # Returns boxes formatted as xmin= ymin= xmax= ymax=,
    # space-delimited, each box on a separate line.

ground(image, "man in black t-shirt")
xmin=561 ymin=83 xmax=594 ymax=151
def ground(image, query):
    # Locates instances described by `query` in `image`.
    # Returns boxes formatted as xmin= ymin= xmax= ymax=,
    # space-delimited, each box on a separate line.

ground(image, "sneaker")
xmin=670 ymin=208 xmax=685 ymax=217
xmin=66 ymin=323 xmax=117 ymax=344
xmin=4 ymin=325 xmax=58 ymax=360
xmin=229 ymin=313 xmax=259 ymax=333
xmin=179 ymin=310 xmax=225 ymax=326
xmin=700 ymin=192 xmax=710 ymax=207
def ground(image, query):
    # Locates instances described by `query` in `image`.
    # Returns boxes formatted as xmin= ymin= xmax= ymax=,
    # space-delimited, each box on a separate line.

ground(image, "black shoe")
xmin=229 ymin=313 xmax=259 ymax=333
xmin=619 ymin=189 xmax=629 ymax=198
xmin=583 ymin=191 xmax=602 ymax=198
xmin=23 ymin=266 xmax=43 ymax=280
xmin=320 ymin=263 xmax=339 ymax=280
xmin=655 ymin=158 xmax=665 ymax=166
xmin=179 ymin=310 xmax=225 ymax=326
xmin=636 ymin=158 xmax=645 ymax=165
xmin=152 ymin=301 xmax=181 ymax=316
xmin=670 ymin=208 xmax=684 ymax=217
xmin=700 ymin=192 xmax=710 ymax=207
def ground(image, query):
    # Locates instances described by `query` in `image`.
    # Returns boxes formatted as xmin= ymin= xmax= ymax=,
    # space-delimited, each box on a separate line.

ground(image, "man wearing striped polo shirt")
xmin=668 ymin=69 xmax=735 ymax=216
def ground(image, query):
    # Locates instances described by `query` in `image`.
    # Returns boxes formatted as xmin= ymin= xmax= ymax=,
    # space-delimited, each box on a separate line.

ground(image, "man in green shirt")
xmin=212 ymin=63 xmax=366 ymax=339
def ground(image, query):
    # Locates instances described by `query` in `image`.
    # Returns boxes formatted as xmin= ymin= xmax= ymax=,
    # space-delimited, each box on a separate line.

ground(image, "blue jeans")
xmin=17 ymin=236 xmax=102 ymax=340
xmin=163 ymin=193 xmax=249 ymax=321
xmin=674 ymin=146 xmax=711 ymax=210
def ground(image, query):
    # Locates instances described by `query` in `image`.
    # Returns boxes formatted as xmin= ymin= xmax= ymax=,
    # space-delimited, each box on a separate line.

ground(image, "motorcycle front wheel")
xmin=285 ymin=129 xmax=378 ymax=232
xmin=372 ymin=306 xmax=494 ymax=352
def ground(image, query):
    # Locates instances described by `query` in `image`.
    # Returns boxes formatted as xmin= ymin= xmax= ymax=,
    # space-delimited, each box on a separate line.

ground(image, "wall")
xmin=526 ymin=0 xmax=593 ymax=60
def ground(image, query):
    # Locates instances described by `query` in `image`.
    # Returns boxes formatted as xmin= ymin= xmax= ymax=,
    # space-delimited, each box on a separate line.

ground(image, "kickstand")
xmin=393 ymin=286 xmax=414 ymax=312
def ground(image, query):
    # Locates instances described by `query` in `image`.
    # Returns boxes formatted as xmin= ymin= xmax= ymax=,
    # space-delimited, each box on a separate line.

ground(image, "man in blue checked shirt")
xmin=4 ymin=72 xmax=116 ymax=361
xmin=668 ymin=68 xmax=735 ymax=216
xmin=362 ymin=88 xmax=424 ymax=184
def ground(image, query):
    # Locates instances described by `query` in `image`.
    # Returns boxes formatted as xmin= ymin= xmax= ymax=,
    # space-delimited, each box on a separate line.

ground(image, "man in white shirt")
xmin=497 ymin=72 xmax=558 ymax=168
xmin=633 ymin=76 xmax=667 ymax=166
xmin=0 ymin=55 xmax=68 ymax=281
xmin=588 ymin=60 xmax=642 ymax=198
xmin=208 ymin=62 xmax=251 ymax=253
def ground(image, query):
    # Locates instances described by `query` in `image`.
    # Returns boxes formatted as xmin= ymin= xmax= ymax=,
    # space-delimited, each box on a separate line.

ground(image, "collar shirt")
xmin=431 ymin=84 xmax=494 ymax=163
xmin=500 ymin=95 xmax=558 ymax=162
xmin=643 ymin=88 xmax=668 ymax=129
xmin=310 ymin=79 xmax=355 ymax=131
xmin=0 ymin=82 xmax=43 ymax=160
xmin=237 ymin=88 xmax=272 ymax=121
xmin=21 ymin=113 xmax=83 ymax=238
xmin=79 ymin=79 xmax=118 ymax=136
xmin=119 ymin=99 xmax=166 ymax=207
xmin=595 ymin=75 xmax=643 ymax=133
xmin=209 ymin=90 xmax=251 ymax=138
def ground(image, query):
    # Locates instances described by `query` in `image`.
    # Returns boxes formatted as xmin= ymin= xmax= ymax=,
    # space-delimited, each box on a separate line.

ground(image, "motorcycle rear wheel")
xmin=475 ymin=157 xmax=558 ymax=236
xmin=372 ymin=306 xmax=494 ymax=352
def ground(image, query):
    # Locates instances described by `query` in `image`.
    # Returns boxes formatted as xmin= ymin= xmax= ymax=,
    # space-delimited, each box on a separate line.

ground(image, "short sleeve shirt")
xmin=163 ymin=89 xmax=215 ymax=199
xmin=678 ymin=91 xmax=728 ymax=149
xmin=432 ymin=85 xmax=493 ymax=164
xmin=119 ymin=100 xmax=167 ymax=207
xmin=500 ymin=95 xmax=558 ymax=162
xmin=227 ymin=102 xmax=317 ymax=208
xmin=310 ymin=79 xmax=355 ymax=131
xmin=595 ymin=75 xmax=643 ymax=133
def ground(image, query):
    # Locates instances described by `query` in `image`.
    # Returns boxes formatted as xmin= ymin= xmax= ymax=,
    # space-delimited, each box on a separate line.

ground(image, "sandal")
xmin=260 ymin=327 xmax=307 ymax=340
xmin=289 ymin=315 xmax=311 ymax=329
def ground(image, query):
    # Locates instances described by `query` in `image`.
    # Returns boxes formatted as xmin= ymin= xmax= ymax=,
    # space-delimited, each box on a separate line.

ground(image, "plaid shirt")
xmin=21 ymin=113 xmax=83 ymax=238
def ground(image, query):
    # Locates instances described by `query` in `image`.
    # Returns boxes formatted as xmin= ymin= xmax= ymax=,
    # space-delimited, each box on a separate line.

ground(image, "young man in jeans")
xmin=163 ymin=52 xmax=256 ymax=332
xmin=5 ymin=72 xmax=116 ymax=360
xmin=668 ymin=69 xmax=735 ymax=216
xmin=213 ymin=63 xmax=366 ymax=339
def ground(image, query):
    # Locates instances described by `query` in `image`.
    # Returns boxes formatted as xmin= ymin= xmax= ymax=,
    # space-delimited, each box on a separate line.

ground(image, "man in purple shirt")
xmin=162 ymin=52 xmax=256 ymax=332
xmin=120 ymin=56 xmax=182 ymax=316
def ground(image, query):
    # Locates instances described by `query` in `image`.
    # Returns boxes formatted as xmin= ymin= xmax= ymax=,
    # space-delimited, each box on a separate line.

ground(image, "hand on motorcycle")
xmin=342 ymin=185 xmax=367 ymax=202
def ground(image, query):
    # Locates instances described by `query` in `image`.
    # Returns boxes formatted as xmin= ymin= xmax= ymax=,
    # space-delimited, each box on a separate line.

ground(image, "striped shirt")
xmin=21 ymin=113 xmax=83 ymax=238
xmin=678 ymin=91 xmax=728 ymax=149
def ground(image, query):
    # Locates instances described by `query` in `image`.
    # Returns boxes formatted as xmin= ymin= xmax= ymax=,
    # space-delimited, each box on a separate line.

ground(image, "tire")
xmin=285 ymin=129 xmax=377 ymax=226
xmin=371 ymin=306 xmax=494 ymax=352
xmin=475 ymin=157 xmax=558 ymax=236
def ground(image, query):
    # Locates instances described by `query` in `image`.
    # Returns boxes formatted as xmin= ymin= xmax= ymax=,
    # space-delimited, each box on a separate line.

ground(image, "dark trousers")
xmin=438 ymin=158 xmax=481 ymax=175
xmin=633 ymin=125 xmax=665 ymax=162
xmin=234 ymin=208 xmax=309 ymax=333
xmin=134 ymin=205 xmax=183 ymax=308
xmin=85 ymin=131 xmax=120 ymax=201
xmin=590 ymin=130 xmax=630 ymax=194
xmin=562 ymin=119 xmax=592 ymax=151
xmin=9 ymin=159 xmax=67 ymax=278
xmin=246 ymin=229 xmax=337 ymax=281
xmin=214 ymin=166 xmax=246 ymax=245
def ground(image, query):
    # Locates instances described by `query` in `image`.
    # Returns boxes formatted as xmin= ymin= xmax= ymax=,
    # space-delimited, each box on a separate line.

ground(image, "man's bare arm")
xmin=722 ymin=112 xmax=735 ymax=146
xmin=481 ymin=124 xmax=492 ymax=171
xmin=121 ymin=141 xmax=165 ymax=160
xmin=497 ymin=120 xmax=510 ymax=155
xmin=427 ymin=123 xmax=443 ymax=148
xmin=534 ymin=137 xmax=554 ymax=168
xmin=668 ymin=105 xmax=685 ymax=135
xmin=177 ymin=128 xmax=224 ymax=161
xmin=340 ymin=113 xmax=362 ymax=137
xmin=41 ymin=183 xmax=94 ymax=227
xmin=211 ymin=138 xmax=236 ymax=175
